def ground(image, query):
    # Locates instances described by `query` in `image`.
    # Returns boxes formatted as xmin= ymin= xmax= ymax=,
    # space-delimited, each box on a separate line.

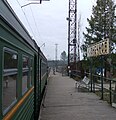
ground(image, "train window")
xmin=22 ymin=56 xmax=29 ymax=94
xmin=3 ymin=48 xmax=18 ymax=112
xmin=30 ymin=59 xmax=33 ymax=86
xmin=41 ymin=61 xmax=47 ymax=77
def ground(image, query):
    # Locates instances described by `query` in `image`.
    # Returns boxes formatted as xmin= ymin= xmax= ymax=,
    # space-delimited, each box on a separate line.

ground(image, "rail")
xmin=71 ymin=70 xmax=116 ymax=105
xmin=92 ymin=74 xmax=116 ymax=105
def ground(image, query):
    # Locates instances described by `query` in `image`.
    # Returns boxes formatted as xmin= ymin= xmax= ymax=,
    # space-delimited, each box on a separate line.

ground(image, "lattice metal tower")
xmin=67 ymin=0 xmax=77 ymax=69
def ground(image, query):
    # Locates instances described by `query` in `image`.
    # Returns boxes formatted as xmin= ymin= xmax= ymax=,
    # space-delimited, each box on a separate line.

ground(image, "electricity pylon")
xmin=67 ymin=0 xmax=77 ymax=70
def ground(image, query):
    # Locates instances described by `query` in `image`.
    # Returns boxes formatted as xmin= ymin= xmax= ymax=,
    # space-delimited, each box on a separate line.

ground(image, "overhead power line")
xmin=16 ymin=0 xmax=36 ymax=39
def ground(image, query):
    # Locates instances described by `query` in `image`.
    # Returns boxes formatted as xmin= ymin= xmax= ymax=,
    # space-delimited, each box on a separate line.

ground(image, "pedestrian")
xmin=53 ymin=67 xmax=55 ymax=75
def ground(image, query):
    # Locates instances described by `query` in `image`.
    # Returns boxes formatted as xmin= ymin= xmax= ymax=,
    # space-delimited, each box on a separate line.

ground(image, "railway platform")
xmin=39 ymin=72 xmax=116 ymax=120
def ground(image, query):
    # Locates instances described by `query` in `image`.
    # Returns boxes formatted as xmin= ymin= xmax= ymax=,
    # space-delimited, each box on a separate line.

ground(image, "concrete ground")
xmin=39 ymin=72 xmax=116 ymax=120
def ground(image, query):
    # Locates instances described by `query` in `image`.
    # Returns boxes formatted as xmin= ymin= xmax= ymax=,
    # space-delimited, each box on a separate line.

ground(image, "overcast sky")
xmin=7 ymin=0 xmax=96 ymax=60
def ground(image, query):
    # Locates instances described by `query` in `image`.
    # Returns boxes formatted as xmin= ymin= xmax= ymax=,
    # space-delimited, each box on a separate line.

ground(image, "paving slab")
xmin=39 ymin=72 xmax=116 ymax=120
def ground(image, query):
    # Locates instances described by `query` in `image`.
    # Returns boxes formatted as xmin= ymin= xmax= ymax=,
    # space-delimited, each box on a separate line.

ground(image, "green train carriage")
xmin=0 ymin=0 xmax=48 ymax=120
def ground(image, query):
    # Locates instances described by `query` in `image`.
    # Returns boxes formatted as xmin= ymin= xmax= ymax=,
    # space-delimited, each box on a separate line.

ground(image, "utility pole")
xmin=67 ymin=0 xmax=77 ymax=73
xmin=55 ymin=44 xmax=58 ymax=72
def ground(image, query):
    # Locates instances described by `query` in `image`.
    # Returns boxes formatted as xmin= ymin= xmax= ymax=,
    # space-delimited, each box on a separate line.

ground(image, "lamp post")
xmin=21 ymin=0 xmax=50 ymax=8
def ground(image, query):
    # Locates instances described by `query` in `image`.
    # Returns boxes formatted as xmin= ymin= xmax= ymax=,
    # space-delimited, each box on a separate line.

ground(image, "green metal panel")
xmin=0 ymin=39 xmax=3 ymax=119
xmin=34 ymin=53 xmax=38 ymax=119
xmin=12 ymin=92 xmax=34 ymax=120
xmin=0 ymin=20 xmax=35 ymax=56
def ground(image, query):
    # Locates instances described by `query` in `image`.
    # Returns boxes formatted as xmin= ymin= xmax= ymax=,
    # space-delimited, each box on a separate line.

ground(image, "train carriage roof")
xmin=0 ymin=0 xmax=37 ymax=51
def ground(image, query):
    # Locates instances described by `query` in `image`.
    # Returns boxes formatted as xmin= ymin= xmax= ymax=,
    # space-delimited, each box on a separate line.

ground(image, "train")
xmin=0 ymin=0 xmax=49 ymax=120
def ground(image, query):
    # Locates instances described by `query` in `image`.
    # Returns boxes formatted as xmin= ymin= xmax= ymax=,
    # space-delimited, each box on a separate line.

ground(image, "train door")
xmin=34 ymin=52 xmax=39 ymax=120
xmin=36 ymin=53 xmax=42 ymax=120
xmin=34 ymin=49 xmax=42 ymax=120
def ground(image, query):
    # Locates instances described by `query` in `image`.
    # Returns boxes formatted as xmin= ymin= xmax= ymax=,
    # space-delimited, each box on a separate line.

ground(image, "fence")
xmin=71 ymin=70 xmax=116 ymax=106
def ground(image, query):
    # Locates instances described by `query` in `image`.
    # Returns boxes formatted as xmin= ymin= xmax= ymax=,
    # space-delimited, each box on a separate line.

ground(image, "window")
xmin=41 ymin=60 xmax=47 ymax=77
xmin=3 ymin=48 xmax=18 ymax=112
xmin=30 ymin=59 xmax=33 ymax=86
xmin=22 ymin=56 xmax=29 ymax=94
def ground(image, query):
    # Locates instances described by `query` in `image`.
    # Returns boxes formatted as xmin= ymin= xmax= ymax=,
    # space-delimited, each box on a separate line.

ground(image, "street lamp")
xmin=21 ymin=0 xmax=50 ymax=8
xmin=66 ymin=17 xmax=72 ymax=22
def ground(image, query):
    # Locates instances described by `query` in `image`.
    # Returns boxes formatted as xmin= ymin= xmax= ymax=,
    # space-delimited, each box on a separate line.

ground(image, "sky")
xmin=7 ymin=0 xmax=96 ymax=60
